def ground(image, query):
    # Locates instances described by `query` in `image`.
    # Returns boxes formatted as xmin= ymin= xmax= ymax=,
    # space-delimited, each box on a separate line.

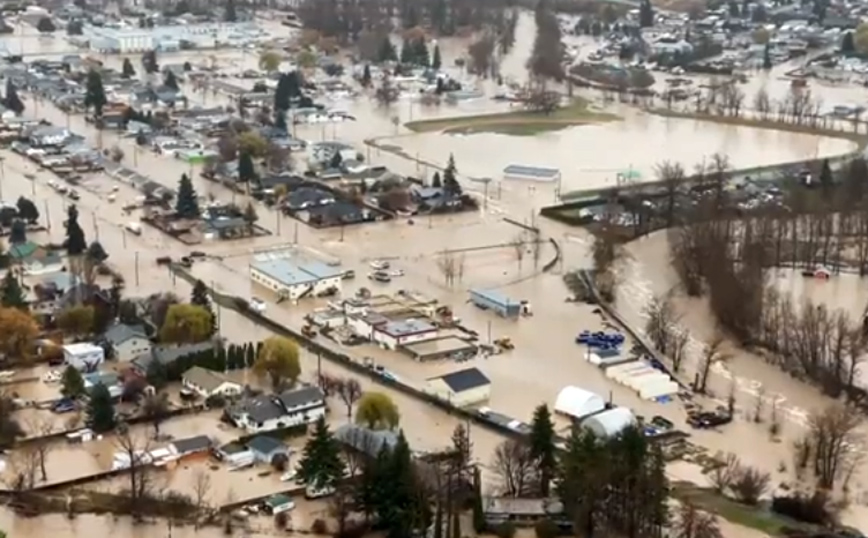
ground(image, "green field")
xmin=404 ymin=98 xmax=619 ymax=136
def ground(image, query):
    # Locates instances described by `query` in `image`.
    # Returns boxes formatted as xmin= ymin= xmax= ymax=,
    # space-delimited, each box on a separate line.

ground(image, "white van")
xmin=250 ymin=298 xmax=266 ymax=313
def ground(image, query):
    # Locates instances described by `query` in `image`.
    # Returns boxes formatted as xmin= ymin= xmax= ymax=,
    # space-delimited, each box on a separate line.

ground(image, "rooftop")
xmin=63 ymin=342 xmax=104 ymax=355
xmin=251 ymin=254 xmax=343 ymax=286
xmin=379 ymin=319 xmax=437 ymax=337
xmin=436 ymin=367 xmax=491 ymax=393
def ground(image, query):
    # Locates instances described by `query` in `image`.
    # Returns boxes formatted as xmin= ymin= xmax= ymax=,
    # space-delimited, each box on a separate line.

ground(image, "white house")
xmin=250 ymin=255 xmax=343 ymax=301
xmin=373 ymin=319 xmax=438 ymax=350
xmin=182 ymin=366 xmax=243 ymax=398
xmin=103 ymin=323 xmax=151 ymax=362
xmin=426 ymin=367 xmax=491 ymax=407
xmin=230 ymin=386 xmax=325 ymax=433
xmin=63 ymin=342 xmax=105 ymax=371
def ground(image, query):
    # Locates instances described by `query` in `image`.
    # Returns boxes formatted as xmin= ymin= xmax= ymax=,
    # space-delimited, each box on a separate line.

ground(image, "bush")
xmin=274 ymin=511 xmax=288 ymax=528
xmin=772 ymin=492 xmax=832 ymax=525
xmin=732 ymin=465 xmax=770 ymax=505
xmin=310 ymin=518 xmax=327 ymax=534
xmin=495 ymin=521 xmax=517 ymax=538
xmin=204 ymin=394 xmax=226 ymax=408
xmin=535 ymin=518 xmax=560 ymax=538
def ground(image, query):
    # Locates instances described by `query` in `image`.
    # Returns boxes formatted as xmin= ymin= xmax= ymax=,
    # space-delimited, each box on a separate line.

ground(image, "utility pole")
xmin=92 ymin=211 xmax=99 ymax=240
xmin=293 ymin=221 xmax=298 ymax=244
xmin=43 ymin=200 xmax=50 ymax=230
xmin=134 ymin=251 xmax=140 ymax=287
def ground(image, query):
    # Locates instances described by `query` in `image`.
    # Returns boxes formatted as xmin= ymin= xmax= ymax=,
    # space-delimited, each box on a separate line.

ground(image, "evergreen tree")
xmin=224 ymin=0 xmax=237 ymax=22
xmin=86 ymin=240 xmax=108 ymax=263
xmin=529 ymin=404 xmax=557 ymax=496
xmin=412 ymin=39 xmax=430 ymax=67
xmin=820 ymin=158 xmax=833 ymax=198
xmin=66 ymin=19 xmax=83 ymax=35
xmin=361 ymin=64 xmax=372 ymax=87
xmin=762 ymin=42 xmax=772 ymax=70
xmin=164 ymin=70 xmax=179 ymax=91
xmin=431 ymin=171 xmax=442 ymax=188
xmin=432 ymin=45 xmax=442 ymax=70
xmin=36 ymin=16 xmax=56 ymax=33
xmin=400 ymin=40 xmax=413 ymax=64
xmin=87 ymin=383 xmax=116 ymax=433
xmin=639 ymin=0 xmax=654 ymax=26
xmin=442 ymin=154 xmax=462 ymax=195
xmin=297 ymin=416 xmax=345 ymax=489
xmin=65 ymin=205 xmax=87 ymax=257
xmin=378 ymin=36 xmax=397 ymax=62
xmin=0 ymin=271 xmax=26 ymax=310
xmin=8 ymin=219 xmax=25 ymax=245
xmin=61 ymin=366 xmax=86 ymax=399
xmin=85 ymin=69 xmax=107 ymax=117
xmin=192 ymin=279 xmax=216 ymax=336
xmin=3 ymin=80 xmax=23 ymax=115
xmin=274 ymin=111 xmax=287 ymax=132
xmin=329 ymin=151 xmax=343 ymax=170
xmin=142 ymin=50 xmax=159 ymax=74
xmin=842 ymin=32 xmax=855 ymax=54
xmin=175 ymin=173 xmax=201 ymax=219
xmin=16 ymin=196 xmax=39 ymax=224
xmin=376 ymin=432 xmax=428 ymax=538
xmin=238 ymin=150 xmax=256 ymax=183
xmin=122 ymin=58 xmax=136 ymax=78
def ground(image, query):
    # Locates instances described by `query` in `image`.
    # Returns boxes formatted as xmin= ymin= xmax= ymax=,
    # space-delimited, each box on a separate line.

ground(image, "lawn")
xmin=404 ymin=98 xmax=619 ymax=136
xmin=671 ymin=482 xmax=810 ymax=536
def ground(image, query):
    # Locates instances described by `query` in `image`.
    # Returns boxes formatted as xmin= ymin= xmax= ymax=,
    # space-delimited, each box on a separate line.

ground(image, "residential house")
xmin=170 ymin=435 xmax=213 ymax=459
xmin=28 ymin=126 xmax=72 ymax=147
xmin=8 ymin=241 xmax=64 ymax=275
xmin=182 ymin=366 xmax=242 ymax=398
xmin=131 ymin=340 xmax=218 ymax=375
xmin=482 ymin=497 xmax=565 ymax=527
xmin=83 ymin=371 xmax=123 ymax=399
xmin=28 ymin=272 xmax=74 ymax=315
xmin=307 ymin=201 xmax=366 ymax=227
xmin=334 ymin=424 xmax=398 ymax=458
xmin=247 ymin=435 xmax=290 ymax=464
xmin=229 ymin=386 xmax=325 ymax=433
xmin=425 ymin=367 xmax=491 ymax=407
xmin=411 ymin=186 xmax=463 ymax=211
xmin=103 ymin=323 xmax=151 ymax=362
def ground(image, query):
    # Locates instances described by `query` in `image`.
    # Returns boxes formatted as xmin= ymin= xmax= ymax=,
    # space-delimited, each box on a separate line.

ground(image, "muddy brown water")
xmin=0 ymin=11 xmax=866 ymax=536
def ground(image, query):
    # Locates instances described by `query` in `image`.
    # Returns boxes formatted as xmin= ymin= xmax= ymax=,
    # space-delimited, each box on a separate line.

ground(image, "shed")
xmin=554 ymin=386 xmax=605 ymax=420
xmin=247 ymin=435 xmax=290 ymax=464
xmin=170 ymin=435 xmax=213 ymax=458
xmin=426 ymin=367 xmax=491 ymax=407
xmin=264 ymin=493 xmax=295 ymax=514
xmin=583 ymin=407 xmax=636 ymax=438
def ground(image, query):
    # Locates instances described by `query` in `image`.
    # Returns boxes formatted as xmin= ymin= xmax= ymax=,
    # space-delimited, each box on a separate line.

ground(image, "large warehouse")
xmin=249 ymin=253 xmax=343 ymax=301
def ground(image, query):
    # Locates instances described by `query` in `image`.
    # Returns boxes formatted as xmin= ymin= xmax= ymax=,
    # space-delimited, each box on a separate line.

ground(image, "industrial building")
xmin=469 ymin=288 xmax=523 ymax=318
xmin=249 ymin=252 xmax=343 ymax=301
xmin=82 ymin=22 xmax=266 ymax=53
xmin=426 ymin=367 xmax=491 ymax=407
xmin=502 ymin=164 xmax=561 ymax=183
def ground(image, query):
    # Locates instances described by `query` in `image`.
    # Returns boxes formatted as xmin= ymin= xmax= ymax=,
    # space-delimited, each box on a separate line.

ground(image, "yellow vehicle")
xmin=494 ymin=337 xmax=514 ymax=350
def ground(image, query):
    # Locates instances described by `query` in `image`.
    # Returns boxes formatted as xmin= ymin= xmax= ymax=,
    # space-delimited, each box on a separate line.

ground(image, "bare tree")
xmin=643 ymin=291 xmax=681 ymax=355
xmin=753 ymin=88 xmax=771 ymax=120
xmin=436 ymin=250 xmax=457 ymax=287
xmin=5 ymin=444 xmax=40 ymax=491
xmin=656 ymin=161 xmax=686 ymax=228
xmin=673 ymin=501 xmax=723 ymax=538
xmin=115 ymin=428 xmax=155 ymax=517
xmin=26 ymin=416 xmax=54 ymax=482
xmin=336 ymin=377 xmax=362 ymax=421
xmin=511 ymin=234 xmax=526 ymax=272
xmin=708 ymin=452 xmax=740 ymax=494
xmin=731 ymin=465 xmax=770 ymax=505
xmin=142 ymin=393 xmax=170 ymax=437
xmin=695 ymin=336 xmax=729 ymax=393
xmin=803 ymin=403 xmax=863 ymax=489
xmin=492 ymin=439 xmax=536 ymax=497
xmin=192 ymin=468 xmax=211 ymax=527
xmin=457 ymin=253 xmax=466 ymax=283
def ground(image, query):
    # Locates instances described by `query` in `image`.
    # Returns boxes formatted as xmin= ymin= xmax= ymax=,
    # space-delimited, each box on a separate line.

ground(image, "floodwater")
xmin=0 ymin=9 xmax=865 ymax=536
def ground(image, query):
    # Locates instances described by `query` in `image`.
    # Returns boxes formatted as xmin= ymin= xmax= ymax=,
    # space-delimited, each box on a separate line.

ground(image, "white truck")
xmin=125 ymin=222 xmax=142 ymax=235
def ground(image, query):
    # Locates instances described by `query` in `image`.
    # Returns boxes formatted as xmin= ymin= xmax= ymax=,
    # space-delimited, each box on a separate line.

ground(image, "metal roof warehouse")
xmin=503 ymin=164 xmax=561 ymax=183
xmin=249 ymin=252 xmax=344 ymax=300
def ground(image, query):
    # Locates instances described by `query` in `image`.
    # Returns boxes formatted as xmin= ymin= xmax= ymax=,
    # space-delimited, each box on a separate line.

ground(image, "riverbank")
xmin=404 ymin=97 xmax=619 ymax=136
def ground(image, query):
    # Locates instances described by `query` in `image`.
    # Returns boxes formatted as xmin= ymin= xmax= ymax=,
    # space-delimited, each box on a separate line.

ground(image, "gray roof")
xmin=171 ymin=435 xmax=212 ymax=455
xmin=334 ymin=424 xmax=398 ymax=457
xmin=103 ymin=323 xmax=148 ymax=347
xmin=183 ymin=366 xmax=233 ymax=393
xmin=438 ymin=368 xmax=490 ymax=393
xmin=132 ymin=340 xmax=217 ymax=372
xmin=247 ymin=435 xmax=287 ymax=455
xmin=234 ymin=386 xmax=325 ymax=424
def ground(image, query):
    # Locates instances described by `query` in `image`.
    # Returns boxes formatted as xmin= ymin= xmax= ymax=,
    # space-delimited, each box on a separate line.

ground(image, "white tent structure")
xmin=583 ymin=407 xmax=637 ymax=438
xmin=555 ymin=386 xmax=606 ymax=420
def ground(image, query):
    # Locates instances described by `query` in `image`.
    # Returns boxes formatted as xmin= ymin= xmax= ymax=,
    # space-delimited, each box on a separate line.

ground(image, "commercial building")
xmin=374 ymin=319 xmax=438 ymax=350
xmin=63 ymin=342 xmax=105 ymax=371
xmin=502 ymin=164 xmax=561 ymax=183
xmin=426 ymin=367 xmax=491 ymax=407
xmin=84 ymin=22 xmax=266 ymax=53
xmin=469 ymin=288 xmax=522 ymax=318
xmin=249 ymin=253 xmax=343 ymax=301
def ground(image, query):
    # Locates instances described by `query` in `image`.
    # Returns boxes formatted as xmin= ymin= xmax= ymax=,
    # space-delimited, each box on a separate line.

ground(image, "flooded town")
xmin=0 ymin=0 xmax=864 ymax=537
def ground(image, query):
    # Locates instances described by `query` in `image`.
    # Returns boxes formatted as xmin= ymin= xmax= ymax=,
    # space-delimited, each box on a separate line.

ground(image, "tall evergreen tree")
xmin=238 ymin=150 xmax=256 ymax=184
xmin=3 ymin=80 xmax=23 ymax=115
xmin=65 ymin=205 xmax=87 ymax=257
xmin=84 ymin=69 xmax=107 ymax=117
xmin=377 ymin=432 xmax=429 ymax=538
xmin=191 ymin=279 xmax=216 ymax=336
xmin=0 ymin=271 xmax=26 ymax=310
xmin=442 ymin=154 xmax=462 ymax=195
xmin=175 ymin=173 xmax=200 ymax=218
xmin=122 ymin=58 xmax=136 ymax=78
xmin=378 ymin=37 xmax=398 ymax=63
xmin=87 ymin=383 xmax=116 ymax=433
xmin=639 ymin=0 xmax=654 ymax=26
xmin=361 ymin=64 xmax=372 ymax=87
xmin=432 ymin=45 xmax=442 ymax=70
xmin=529 ymin=404 xmax=557 ymax=495
xmin=8 ymin=219 xmax=25 ymax=245
xmin=163 ymin=70 xmax=179 ymax=91
xmin=820 ymin=158 xmax=833 ymax=198
xmin=224 ymin=0 xmax=237 ymax=21
xmin=297 ymin=416 xmax=345 ymax=489
xmin=762 ymin=42 xmax=772 ymax=70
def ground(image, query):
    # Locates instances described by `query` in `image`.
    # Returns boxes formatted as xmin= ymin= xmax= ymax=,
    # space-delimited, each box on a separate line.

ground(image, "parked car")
xmin=250 ymin=298 xmax=267 ymax=313
xmin=52 ymin=399 xmax=76 ymax=414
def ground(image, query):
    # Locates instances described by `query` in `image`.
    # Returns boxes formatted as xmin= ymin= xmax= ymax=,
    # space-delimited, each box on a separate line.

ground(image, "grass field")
xmin=404 ymin=98 xmax=619 ymax=136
